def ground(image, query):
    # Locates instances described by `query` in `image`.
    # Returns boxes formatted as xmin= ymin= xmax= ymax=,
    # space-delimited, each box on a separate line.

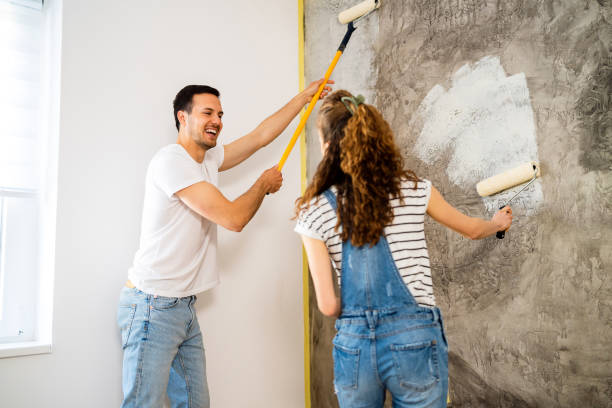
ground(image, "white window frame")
xmin=0 ymin=0 xmax=61 ymax=358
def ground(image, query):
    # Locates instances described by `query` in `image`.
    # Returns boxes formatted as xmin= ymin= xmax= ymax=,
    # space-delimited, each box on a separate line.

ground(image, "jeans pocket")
xmin=333 ymin=343 xmax=360 ymax=391
xmin=390 ymin=340 xmax=440 ymax=391
xmin=152 ymin=296 xmax=180 ymax=309
xmin=117 ymin=304 xmax=137 ymax=349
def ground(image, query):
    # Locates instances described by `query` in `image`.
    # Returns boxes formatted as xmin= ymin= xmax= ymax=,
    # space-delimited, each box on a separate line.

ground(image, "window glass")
xmin=0 ymin=0 xmax=44 ymax=344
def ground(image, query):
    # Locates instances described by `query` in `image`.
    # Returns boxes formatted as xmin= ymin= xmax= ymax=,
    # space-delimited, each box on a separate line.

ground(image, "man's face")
xmin=182 ymin=93 xmax=224 ymax=149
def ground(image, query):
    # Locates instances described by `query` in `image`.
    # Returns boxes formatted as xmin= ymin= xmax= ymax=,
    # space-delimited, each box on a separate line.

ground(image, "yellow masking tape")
xmin=298 ymin=1 xmax=311 ymax=408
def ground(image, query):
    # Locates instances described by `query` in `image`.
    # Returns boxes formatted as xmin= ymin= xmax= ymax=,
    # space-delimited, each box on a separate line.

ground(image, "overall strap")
xmin=321 ymin=188 xmax=419 ymax=315
xmin=323 ymin=189 xmax=337 ymax=211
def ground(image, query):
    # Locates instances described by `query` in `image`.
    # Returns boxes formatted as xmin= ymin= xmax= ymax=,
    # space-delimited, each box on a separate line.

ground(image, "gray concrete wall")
xmin=304 ymin=2 xmax=379 ymax=406
xmin=304 ymin=1 xmax=612 ymax=407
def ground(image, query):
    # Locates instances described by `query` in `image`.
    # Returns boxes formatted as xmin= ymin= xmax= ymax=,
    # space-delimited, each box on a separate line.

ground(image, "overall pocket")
xmin=332 ymin=343 xmax=360 ymax=390
xmin=438 ymin=315 xmax=449 ymax=350
xmin=117 ymin=304 xmax=137 ymax=349
xmin=390 ymin=340 xmax=440 ymax=391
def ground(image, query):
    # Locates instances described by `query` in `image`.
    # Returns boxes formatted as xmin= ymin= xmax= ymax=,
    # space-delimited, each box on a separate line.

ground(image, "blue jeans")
xmin=333 ymin=309 xmax=449 ymax=407
xmin=117 ymin=287 xmax=209 ymax=408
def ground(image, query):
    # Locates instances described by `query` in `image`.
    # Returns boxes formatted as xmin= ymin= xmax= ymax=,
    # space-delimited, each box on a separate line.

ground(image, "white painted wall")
xmin=0 ymin=1 xmax=305 ymax=407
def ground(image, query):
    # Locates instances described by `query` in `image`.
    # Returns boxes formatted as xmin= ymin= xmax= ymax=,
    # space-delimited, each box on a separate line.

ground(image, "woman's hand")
xmin=492 ymin=206 xmax=513 ymax=232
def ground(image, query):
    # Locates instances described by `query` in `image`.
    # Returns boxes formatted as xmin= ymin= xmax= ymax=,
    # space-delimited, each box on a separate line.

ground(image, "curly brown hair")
xmin=294 ymin=90 xmax=419 ymax=247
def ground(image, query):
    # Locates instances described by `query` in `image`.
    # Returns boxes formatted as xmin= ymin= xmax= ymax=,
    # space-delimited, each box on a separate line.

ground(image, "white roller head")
xmin=338 ymin=0 xmax=380 ymax=24
xmin=476 ymin=161 xmax=541 ymax=197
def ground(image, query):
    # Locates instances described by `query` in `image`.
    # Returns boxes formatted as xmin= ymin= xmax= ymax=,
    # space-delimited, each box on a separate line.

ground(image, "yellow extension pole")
xmin=278 ymin=50 xmax=343 ymax=171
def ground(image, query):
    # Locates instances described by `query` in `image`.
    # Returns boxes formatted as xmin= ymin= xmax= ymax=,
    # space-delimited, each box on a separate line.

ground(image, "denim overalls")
xmin=324 ymin=190 xmax=449 ymax=408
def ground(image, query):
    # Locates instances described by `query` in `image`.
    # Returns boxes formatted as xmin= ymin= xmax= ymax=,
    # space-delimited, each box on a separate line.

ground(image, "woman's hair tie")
xmin=340 ymin=94 xmax=365 ymax=115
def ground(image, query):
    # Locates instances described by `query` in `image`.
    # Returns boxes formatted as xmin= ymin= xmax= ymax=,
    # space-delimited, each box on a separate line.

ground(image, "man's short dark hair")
xmin=173 ymin=85 xmax=220 ymax=131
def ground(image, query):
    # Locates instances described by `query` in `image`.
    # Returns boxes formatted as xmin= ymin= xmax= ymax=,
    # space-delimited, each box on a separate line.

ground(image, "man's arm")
xmin=219 ymin=78 xmax=333 ymax=172
xmin=176 ymin=166 xmax=282 ymax=232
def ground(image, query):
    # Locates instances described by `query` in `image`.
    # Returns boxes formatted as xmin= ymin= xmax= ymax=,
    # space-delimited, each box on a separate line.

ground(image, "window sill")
xmin=0 ymin=341 xmax=52 ymax=358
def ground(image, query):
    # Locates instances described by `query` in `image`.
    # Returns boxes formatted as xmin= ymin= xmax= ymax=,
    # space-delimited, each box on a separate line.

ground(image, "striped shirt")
xmin=295 ymin=179 xmax=435 ymax=307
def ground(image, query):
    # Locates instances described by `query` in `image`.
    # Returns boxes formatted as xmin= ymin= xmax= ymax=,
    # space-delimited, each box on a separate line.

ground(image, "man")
xmin=117 ymin=79 xmax=331 ymax=407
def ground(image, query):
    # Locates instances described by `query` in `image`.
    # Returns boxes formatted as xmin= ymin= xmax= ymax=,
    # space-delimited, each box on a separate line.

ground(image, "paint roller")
xmin=476 ymin=161 xmax=541 ymax=239
xmin=277 ymin=0 xmax=381 ymax=171
xmin=338 ymin=0 xmax=381 ymax=24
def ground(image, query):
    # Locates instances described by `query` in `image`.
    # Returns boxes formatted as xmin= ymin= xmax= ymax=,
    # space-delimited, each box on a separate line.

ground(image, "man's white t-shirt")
xmin=128 ymin=143 xmax=225 ymax=297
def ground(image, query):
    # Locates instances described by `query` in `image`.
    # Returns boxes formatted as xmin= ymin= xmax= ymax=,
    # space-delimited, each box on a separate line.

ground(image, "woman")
xmin=294 ymin=90 xmax=512 ymax=407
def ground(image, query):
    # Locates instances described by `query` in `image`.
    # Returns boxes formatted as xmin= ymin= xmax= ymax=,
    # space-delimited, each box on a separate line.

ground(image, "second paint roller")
xmin=476 ymin=161 xmax=541 ymax=239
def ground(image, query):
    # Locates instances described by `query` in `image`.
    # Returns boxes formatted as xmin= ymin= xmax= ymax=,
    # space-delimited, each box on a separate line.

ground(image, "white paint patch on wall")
xmin=411 ymin=56 xmax=542 ymax=212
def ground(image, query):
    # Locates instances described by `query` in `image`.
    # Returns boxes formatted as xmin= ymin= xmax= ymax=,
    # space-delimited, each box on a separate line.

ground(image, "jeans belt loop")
xmin=365 ymin=310 xmax=378 ymax=330
xmin=431 ymin=307 xmax=440 ymax=323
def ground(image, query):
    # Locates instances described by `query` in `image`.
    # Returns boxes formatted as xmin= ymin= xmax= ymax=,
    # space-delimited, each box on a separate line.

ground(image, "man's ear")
xmin=177 ymin=110 xmax=187 ymax=128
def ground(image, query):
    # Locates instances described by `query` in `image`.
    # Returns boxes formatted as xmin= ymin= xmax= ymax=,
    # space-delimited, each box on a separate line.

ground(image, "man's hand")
xmin=259 ymin=166 xmax=283 ymax=194
xmin=302 ymin=78 xmax=335 ymax=103
xmin=220 ymin=79 xmax=335 ymax=173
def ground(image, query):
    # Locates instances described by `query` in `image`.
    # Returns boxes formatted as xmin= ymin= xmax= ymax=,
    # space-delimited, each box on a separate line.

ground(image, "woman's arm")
xmin=426 ymin=185 xmax=513 ymax=239
xmin=300 ymin=235 xmax=341 ymax=317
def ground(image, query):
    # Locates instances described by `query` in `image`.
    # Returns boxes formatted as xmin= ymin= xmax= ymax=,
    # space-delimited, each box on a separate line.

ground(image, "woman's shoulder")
xmin=399 ymin=177 xmax=431 ymax=191
xmin=296 ymin=192 xmax=334 ymax=220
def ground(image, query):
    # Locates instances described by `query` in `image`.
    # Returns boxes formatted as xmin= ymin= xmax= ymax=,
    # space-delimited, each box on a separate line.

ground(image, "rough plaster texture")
xmin=304 ymin=1 xmax=612 ymax=407
xmin=304 ymin=0 xmax=379 ymax=179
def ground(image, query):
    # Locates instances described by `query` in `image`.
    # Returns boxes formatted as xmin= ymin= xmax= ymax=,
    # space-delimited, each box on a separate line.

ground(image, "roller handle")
xmin=277 ymin=23 xmax=357 ymax=171
xmin=496 ymin=205 xmax=506 ymax=239
xmin=338 ymin=22 xmax=356 ymax=52
xmin=277 ymin=58 xmax=338 ymax=171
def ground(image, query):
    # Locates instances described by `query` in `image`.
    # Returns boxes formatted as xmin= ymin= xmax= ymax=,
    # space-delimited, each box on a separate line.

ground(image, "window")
xmin=0 ymin=0 xmax=60 ymax=357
